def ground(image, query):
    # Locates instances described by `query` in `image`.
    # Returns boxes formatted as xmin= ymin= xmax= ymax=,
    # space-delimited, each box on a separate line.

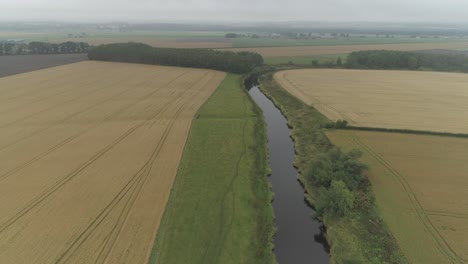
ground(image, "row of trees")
xmin=88 ymin=43 xmax=264 ymax=73
xmin=0 ymin=41 xmax=90 ymax=55
xmin=346 ymin=50 xmax=468 ymax=72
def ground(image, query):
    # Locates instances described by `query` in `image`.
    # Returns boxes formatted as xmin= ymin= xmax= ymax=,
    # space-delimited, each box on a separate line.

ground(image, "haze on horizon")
xmin=0 ymin=0 xmax=468 ymax=24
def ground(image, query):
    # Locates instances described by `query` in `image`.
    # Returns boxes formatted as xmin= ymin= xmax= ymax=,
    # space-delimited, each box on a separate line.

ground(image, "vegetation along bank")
xmin=258 ymin=73 xmax=406 ymax=263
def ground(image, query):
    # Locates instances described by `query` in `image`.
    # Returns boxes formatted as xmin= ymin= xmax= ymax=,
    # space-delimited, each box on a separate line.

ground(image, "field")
xmin=4 ymin=30 xmax=468 ymax=52
xmin=225 ymin=41 xmax=468 ymax=57
xmin=274 ymin=69 xmax=468 ymax=133
xmin=327 ymin=130 xmax=468 ymax=264
xmin=54 ymin=36 xmax=233 ymax=49
xmin=0 ymin=61 xmax=225 ymax=264
xmin=150 ymin=75 xmax=275 ymax=264
xmin=231 ymin=36 xmax=468 ymax=48
xmin=0 ymin=54 xmax=87 ymax=77
xmin=0 ymin=31 xmax=233 ymax=49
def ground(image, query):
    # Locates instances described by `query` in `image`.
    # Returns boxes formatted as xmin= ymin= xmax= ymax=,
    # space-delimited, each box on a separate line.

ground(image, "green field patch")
xmin=150 ymin=74 xmax=275 ymax=264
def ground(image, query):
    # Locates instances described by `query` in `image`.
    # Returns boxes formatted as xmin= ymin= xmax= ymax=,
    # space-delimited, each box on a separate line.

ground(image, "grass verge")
xmin=149 ymin=74 xmax=275 ymax=264
xmin=258 ymin=73 xmax=406 ymax=264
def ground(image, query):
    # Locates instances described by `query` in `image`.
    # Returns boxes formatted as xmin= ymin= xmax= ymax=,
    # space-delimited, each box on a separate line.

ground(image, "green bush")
xmin=316 ymin=180 xmax=355 ymax=217
xmin=306 ymin=147 xmax=367 ymax=192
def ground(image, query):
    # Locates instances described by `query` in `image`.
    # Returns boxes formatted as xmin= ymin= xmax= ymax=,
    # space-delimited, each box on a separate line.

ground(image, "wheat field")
xmin=0 ymin=61 xmax=225 ymax=264
xmin=225 ymin=41 xmax=468 ymax=57
xmin=328 ymin=130 xmax=468 ymax=264
xmin=275 ymin=69 xmax=468 ymax=133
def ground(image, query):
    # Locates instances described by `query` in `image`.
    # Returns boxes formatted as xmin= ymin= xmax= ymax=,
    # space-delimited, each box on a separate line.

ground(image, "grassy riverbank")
xmin=150 ymin=74 xmax=275 ymax=264
xmin=259 ymin=73 xmax=406 ymax=263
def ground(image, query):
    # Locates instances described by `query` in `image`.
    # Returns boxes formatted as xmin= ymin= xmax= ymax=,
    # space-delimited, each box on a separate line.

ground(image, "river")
xmin=248 ymin=86 xmax=329 ymax=264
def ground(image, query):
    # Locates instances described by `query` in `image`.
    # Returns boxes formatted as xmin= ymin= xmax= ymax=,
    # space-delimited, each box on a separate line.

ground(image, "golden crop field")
xmin=0 ymin=61 xmax=225 ymax=264
xmin=327 ymin=130 xmax=468 ymax=264
xmin=225 ymin=41 xmax=468 ymax=57
xmin=275 ymin=69 xmax=468 ymax=134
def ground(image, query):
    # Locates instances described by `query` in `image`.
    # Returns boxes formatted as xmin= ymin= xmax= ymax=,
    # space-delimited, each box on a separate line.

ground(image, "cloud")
xmin=0 ymin=0 xmax=467 ymax=23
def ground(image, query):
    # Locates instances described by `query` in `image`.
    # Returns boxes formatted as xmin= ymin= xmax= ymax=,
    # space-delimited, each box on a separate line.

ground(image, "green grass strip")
xmin=149 ymin=74 xmax=275 ymax=264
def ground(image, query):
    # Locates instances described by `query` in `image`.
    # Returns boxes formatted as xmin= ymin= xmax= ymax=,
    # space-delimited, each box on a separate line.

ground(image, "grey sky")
xmin=1 ymin=0 xmax=468 ymax=23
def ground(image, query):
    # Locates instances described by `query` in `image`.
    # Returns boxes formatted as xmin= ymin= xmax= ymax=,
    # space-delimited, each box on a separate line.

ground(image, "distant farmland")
xmin=327 ymin=130 xmax=468 ymax=264
xmin=0 ymin=54 xmax=87 ymax=77
xmin=55 ymin=37 xmax=233 ymax=49
xmin=0 ymin=61 xmax=225 ymax=263
xmin=275 ymin=69 xmax=468 ymax=133
xmin=225 ymin=41 xmax=468 ymax=57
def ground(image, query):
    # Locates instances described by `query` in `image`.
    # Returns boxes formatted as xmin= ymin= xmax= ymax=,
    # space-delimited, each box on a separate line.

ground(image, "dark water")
xmin=249 ymin=86 xmax=329 ymax=264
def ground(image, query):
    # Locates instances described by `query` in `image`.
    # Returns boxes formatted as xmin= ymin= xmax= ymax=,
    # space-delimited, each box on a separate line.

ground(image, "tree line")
xmin=88 ymin=42 xmax=264 ymax=74
xmin=0 ymin=41 xmax=90 ymax=55
xmin=346 ymin=50 xmax=468 ymax=72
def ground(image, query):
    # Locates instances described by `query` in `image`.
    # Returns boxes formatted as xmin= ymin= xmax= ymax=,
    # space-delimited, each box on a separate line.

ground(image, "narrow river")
xmin=248 ymin=86 xmax=329 ymax=264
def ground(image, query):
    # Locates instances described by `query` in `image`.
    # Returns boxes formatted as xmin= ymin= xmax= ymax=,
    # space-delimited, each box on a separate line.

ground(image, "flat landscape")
xmin=0 ymin=31 xmax=233 ymax=49
xmin=225 ymin=41 xmax=468 ymax=57
xmin=54 ymin=36 xmax=233 ymax=49
xmin=327 ymin=130 xmax=468 ymax=264
xmin=275 ymin=69 xmax=468 ymax=133
xmin=151 ymin=75 xmax=274 ymax=264
xmin=0 ymin=54 xmax=88 ymax=77
xmin=0 ymin=61 xmax=225 ymax=264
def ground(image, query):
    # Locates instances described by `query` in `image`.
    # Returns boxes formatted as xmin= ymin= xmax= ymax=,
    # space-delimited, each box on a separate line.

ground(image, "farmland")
xmin=4 ymin=29 xmax=468 ymax=53
xmin=0 ymin=31 xmax=233 ymax=49
xmin=258 ymin=74 xmax=405 ymax=263
xmin=0 ymin=54 xmax=87 ymax=77
xmin=275 ymin=69 xmax=468 ymax=133
xmin=55 ymin=36 xmax=233 ymax=49
xmin=150 ymin=74 xmax=274 ymax=264
xmin=327 ymin=130 xmax=468 ymax=264
xmin=0 ymin=61 xmax=225 ymax=264
xmin=225 ymin=41 xmax=468 ymax=57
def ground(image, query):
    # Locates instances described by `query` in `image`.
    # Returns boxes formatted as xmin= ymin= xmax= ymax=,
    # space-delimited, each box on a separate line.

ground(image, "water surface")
xmin=249 ymin=86 xmax=329 ymax=264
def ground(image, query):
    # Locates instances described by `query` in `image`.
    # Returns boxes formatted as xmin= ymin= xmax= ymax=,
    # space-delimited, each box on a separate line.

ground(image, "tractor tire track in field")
xmin=0 ymin=73 xmax=129 ymax=129
xmin=0 ymin=70 xmax=189 ymax=182
xmin=0 ymin=66 xmax=130 ymax=117
xmin=0 ymin=62 xmax=225 ymax=263
xmin=425 ymin=210 xmax=468 ymax=219
xmin=349 ymin=133 xmax=463 ymax=264
xmin=53 ymin=72 xmax=214 ymax=264
xmin=0 ymin=67 xmax=177 ymax=152
xmin=0 ymin=77 xmax=151 ymax=152
xmin=0 ymin=68 xmax=84 ymax=98
xmin=0 ymin=70 xmax=195 ymax=233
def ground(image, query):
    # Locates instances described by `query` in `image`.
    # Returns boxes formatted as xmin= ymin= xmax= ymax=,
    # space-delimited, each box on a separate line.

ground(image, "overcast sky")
xmin=1 ymin=0 xmax=468 ymax=23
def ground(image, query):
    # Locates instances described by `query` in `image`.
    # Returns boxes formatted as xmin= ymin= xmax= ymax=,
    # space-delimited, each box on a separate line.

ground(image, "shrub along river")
xmin=248 ymin=86 xmax=329 ymax=264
